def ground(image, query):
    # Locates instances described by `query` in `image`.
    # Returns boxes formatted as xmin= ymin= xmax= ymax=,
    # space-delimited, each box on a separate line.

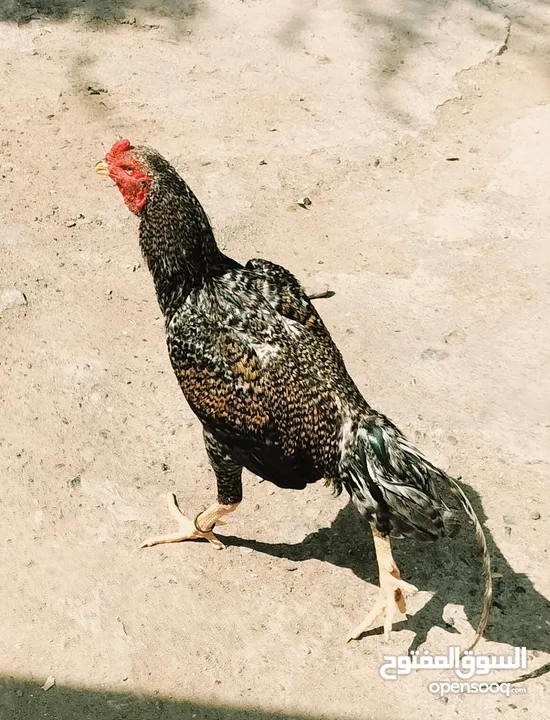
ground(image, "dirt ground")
xmin=1 ymin=0 xmax=549 ymax=718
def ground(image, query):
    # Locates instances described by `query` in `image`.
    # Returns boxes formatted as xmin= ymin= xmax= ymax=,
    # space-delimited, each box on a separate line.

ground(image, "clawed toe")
xmin=346 ymin=575 xmax=418 ymax=643
xmin=140 ymin=493 xmax=226 ymax=550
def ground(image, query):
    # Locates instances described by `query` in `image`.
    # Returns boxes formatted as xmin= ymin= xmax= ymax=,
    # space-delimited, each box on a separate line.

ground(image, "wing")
xmin=166 ymin=308 xmax=271 ymax=437
xmin=166 ymin=265 xmax=357 ymax=486
xmin=245 ymin=257 xmax=338 ymax=346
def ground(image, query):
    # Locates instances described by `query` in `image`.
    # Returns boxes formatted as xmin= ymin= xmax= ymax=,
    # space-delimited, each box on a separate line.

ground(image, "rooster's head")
xmin=96 ymin=139 xmax=152 ymax=215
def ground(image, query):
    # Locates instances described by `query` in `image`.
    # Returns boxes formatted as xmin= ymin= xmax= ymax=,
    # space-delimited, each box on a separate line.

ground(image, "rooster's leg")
xmin=140 ymin=492 xmax=239 ymax=550
xmin=346 ymin=527 xmax=418 ymax=642
xmin=141 ymin=431 xmax=243 ymax=551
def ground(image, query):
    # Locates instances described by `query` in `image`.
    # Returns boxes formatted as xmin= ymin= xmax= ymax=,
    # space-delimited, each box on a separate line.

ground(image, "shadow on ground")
xmin=278 ymin=0 xmax=531 ymax=58
xmin=0 ymin=677 xmax=360 ymax=720
xmin=223 ymin=481 xmax=550 ymax=670
xmin=0 ymin=0 xmax=198 ymax=25
xmin=276 ymin=0 xmax=549 ymax=120
xmin=4 ymin=0 xmax=544 ymax=125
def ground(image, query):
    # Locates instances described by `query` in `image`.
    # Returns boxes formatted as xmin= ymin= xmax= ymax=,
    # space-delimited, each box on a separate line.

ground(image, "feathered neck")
xmin=137 ymin=161 xmax=225 ymax=316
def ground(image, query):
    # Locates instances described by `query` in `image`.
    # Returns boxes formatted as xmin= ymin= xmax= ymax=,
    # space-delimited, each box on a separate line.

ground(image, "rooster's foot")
xmin=140 ymin=492 xmax=228 ymax=550
xmin=346 ymin=528 xmax=417 ymax=642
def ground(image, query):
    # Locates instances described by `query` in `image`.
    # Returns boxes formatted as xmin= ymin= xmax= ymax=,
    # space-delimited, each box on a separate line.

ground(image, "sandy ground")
xmin=1 ymin=0 xmax=549 ymax=718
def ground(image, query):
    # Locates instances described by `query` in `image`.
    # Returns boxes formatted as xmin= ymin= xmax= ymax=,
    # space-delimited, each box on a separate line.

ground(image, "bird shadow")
xmin=222 ymin=481 xmax=550 ymax=673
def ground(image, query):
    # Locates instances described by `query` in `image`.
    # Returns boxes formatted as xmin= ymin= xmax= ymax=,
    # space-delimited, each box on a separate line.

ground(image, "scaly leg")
xmin=140 ymin=492 xmax=239 ymax=549
xmin=141 ymin=430 xmax=243 ymax=551
xmin=346 ymin=527 xmax=418 ymax=642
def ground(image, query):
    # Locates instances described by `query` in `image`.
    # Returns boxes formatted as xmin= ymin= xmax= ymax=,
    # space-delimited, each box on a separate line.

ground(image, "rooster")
xmin=96 ymin=139 xmax=492 ymax=646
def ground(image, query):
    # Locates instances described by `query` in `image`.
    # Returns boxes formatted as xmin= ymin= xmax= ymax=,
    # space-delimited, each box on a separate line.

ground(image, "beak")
xmin=95 ymin=160 xmax=109 ymax=176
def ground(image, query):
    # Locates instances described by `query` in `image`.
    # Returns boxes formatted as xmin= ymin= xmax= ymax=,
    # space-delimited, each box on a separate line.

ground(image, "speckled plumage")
xmin=100 ymin=142 xmax=492 ymax=647
xmin=128 ymin=145 xmax=463 ymax=534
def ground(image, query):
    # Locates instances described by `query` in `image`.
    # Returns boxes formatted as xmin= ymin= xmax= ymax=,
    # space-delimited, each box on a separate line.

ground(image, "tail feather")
xmin=341 ymin=414 xmax=492 ymax=651
xmin=445 ymin=475 xmax=493 ymax=652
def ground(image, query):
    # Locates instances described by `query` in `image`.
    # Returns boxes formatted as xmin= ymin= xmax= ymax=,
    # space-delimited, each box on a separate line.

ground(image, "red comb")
xmin=107 ymin=139 xmax=132 ymax=159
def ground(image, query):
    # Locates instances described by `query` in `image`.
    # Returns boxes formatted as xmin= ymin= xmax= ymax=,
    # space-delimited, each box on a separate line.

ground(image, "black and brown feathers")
xmin=99 ymin=140 xmax=492 ymax=647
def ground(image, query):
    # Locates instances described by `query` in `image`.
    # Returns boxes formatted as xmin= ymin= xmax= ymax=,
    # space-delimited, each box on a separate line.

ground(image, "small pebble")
xmin=297 ymin=197 xmax=312 ymax=209
xmin=305 ymin=284 xmax=331 ymax=299
xmin=66 ymin=214 xmax=85 ymax=228
xmin=443 ymin=329 xmax=460 ymax=344
xmin=0 ymin=288 xmax=27 ymax=314
xmin=41 ymin=676 xmax=55 ymax=692
xmin=530 ymin=510 xmax=541 ymax=520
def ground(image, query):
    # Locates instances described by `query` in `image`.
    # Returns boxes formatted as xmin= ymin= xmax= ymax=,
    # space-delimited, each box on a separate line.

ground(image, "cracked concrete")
xmin=1 ymin=1 xmax=549 ymax=719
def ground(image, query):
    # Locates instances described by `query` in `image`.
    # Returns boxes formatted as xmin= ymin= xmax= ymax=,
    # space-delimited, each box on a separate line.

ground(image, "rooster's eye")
xmin=124 ymin=167 xmax=134 ymax=175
